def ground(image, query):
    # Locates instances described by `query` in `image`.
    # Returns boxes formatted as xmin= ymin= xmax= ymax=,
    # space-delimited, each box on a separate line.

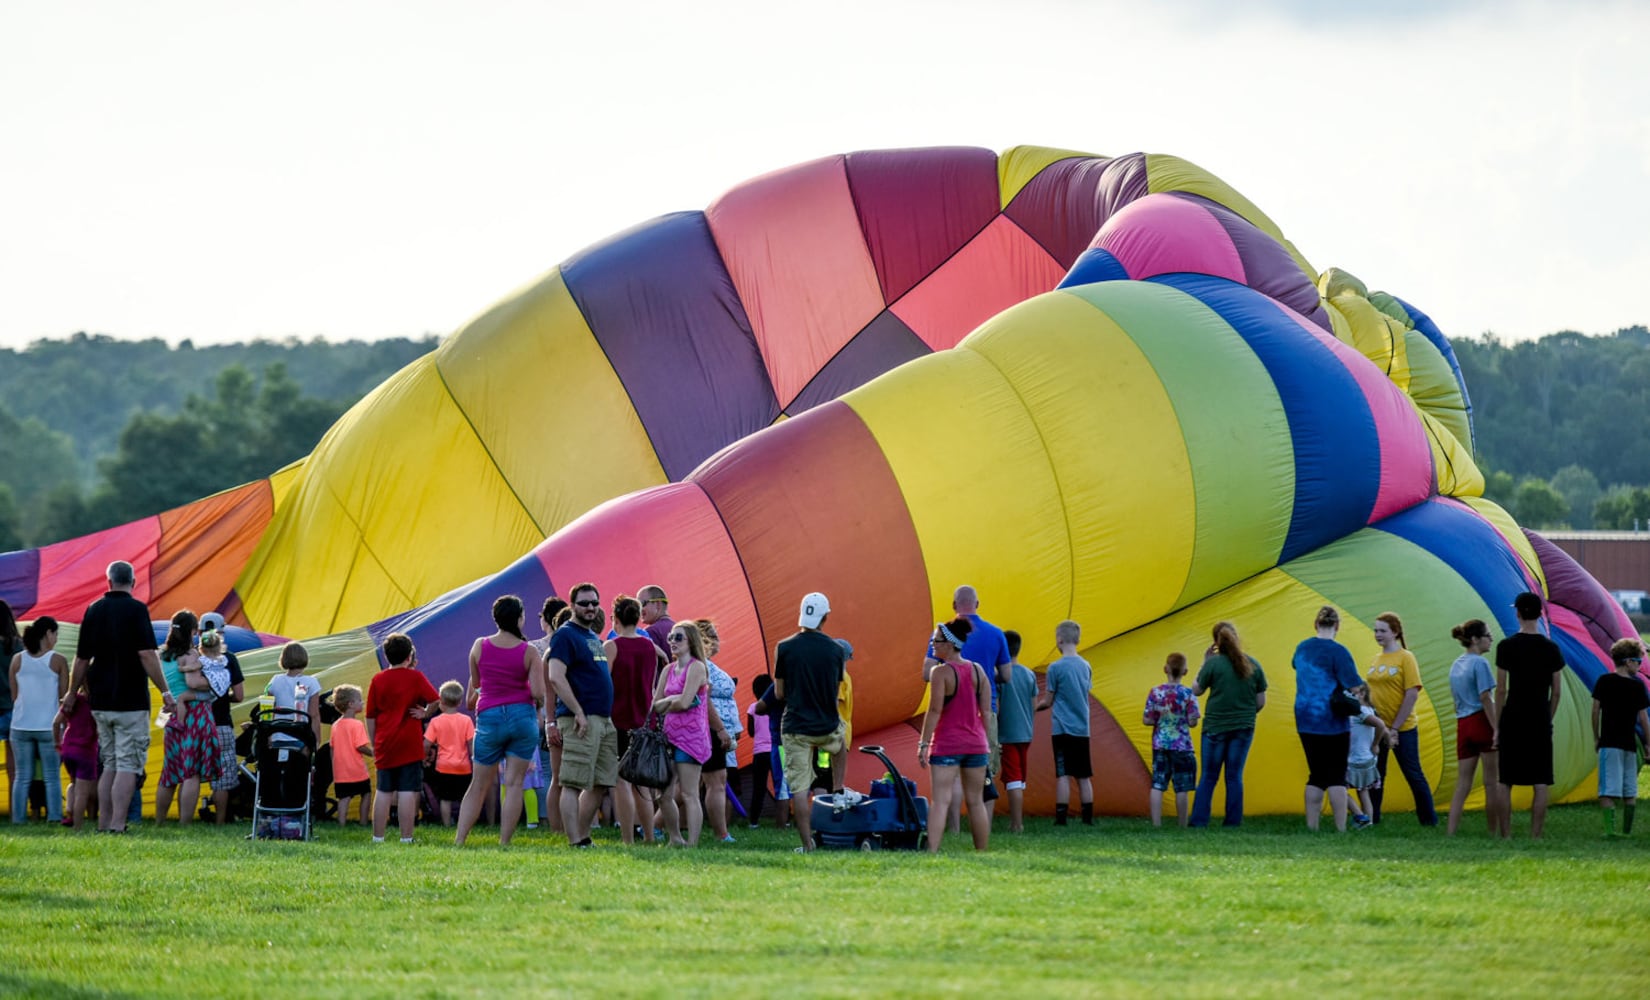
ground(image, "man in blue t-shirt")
xmin=547 ymin=581 xmax=615 ymax=848
xmin=922 ymin=585 xmax=1012 ymax=828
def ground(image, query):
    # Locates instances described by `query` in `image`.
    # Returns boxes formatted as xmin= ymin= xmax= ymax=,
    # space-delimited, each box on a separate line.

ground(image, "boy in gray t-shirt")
xmin=1035 ymin=620 xmax=1094 ymax=825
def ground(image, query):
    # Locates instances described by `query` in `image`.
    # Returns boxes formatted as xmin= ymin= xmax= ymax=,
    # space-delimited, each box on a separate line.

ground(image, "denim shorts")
xmin=473 ymin=702 xmax=540 ymax=767
xmin=1598 ymin=747 xmax=1639 ymax=799
xmin=929 ymin=752 xmax=988 ymax=768
xmin=673 ymin=747 xmax=700 ymax=765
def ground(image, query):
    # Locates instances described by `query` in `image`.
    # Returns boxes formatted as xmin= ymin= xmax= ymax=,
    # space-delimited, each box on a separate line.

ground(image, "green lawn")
xmin=1 ymin=804 xmax=1643 ymax=998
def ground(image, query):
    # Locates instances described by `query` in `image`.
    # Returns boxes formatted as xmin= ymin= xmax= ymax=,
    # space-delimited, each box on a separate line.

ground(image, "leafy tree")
xmin=34 ymin=482 xmax=95 ymax=543
xmin=0 ymin=484 xmax=22 ymax=553
xmin=1549 ymin=465 xmax=1602 ymax=529
xmin=1481 ymin=468 xmax=1517 ymax=510
xmin=1593 ymin=486 xmax=1650 ymax=530
xmin=1511 ymin=478 xmax=1569 ymax=528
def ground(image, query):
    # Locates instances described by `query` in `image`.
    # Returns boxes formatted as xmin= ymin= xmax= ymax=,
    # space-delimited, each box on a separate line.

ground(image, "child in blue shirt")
xmin=1142 ymin=652 xmax=1200 ymax=827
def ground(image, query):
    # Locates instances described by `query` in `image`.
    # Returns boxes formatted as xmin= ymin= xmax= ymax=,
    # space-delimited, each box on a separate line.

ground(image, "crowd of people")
xmin=3 ymin=565 xmax=1647 ymax=850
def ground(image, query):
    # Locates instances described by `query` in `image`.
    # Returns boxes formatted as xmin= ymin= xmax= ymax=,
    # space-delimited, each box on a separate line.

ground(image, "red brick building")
xmin=1541 ymin=531 xmax=1650 ymax=594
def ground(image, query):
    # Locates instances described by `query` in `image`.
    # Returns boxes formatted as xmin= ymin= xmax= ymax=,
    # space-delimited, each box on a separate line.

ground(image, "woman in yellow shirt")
xmin=1364 ymin=612 xmax=1437 ymax=826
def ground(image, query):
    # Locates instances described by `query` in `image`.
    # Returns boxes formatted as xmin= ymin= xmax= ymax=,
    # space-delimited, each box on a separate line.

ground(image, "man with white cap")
xmin=198 ymin=612 xmax=245 ymax=825
xmin=774 ymin=591 xmax=846 ymax=853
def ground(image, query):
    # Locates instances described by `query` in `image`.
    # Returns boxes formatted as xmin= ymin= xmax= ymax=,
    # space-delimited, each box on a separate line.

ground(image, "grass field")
xmin=1 ymin=804 xmax=1644 ymax=998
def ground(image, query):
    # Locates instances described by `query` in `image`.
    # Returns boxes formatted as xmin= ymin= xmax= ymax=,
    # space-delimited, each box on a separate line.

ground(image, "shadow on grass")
xmin=0 ymin=970 xmax=140 ymax=999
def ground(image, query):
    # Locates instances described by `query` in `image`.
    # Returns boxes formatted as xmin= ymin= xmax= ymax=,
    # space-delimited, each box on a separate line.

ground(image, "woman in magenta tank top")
xmin=455 ymin=595 xmax=546 ymax=847
xmin=917 ymin=618 xmax=992 ymax=852
xmin=651 ymin=621 xmax=710 ymax=847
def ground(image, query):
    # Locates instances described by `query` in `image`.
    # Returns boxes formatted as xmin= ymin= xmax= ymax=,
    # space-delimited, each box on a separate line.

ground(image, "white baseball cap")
xmin=798 ymin=592 xmax=831 ymax=629
xmin=199 ymin=612 xmax=226 ymax=631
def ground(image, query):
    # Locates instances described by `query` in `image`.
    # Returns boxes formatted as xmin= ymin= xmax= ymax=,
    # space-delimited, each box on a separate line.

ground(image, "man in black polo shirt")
xmin=775 ymin=591 xmax=845 ymax=853
xmin=63 ymin=560 xmax=175 ymax=832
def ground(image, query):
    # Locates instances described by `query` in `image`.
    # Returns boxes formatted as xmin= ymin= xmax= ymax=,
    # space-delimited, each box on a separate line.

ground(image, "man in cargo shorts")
xmin=547 ymin=581 xmax=616 ymax=848
xmin=63 ymin=560 xmax=176 ymax=832
xmin=775 ymin=592 xmax=846 ymax=853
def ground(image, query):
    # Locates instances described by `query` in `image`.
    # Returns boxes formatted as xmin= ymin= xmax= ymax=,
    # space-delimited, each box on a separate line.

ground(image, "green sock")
xmin=1604 ymin=806 xmax=1617 ymax=835
xmin=1625 ymin=804 xmax=1636 ymax=835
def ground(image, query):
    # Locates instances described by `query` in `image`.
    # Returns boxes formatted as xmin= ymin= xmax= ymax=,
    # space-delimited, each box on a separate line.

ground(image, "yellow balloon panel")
xmin=965 ymin=291 xmax=1198 ymax=648
xmin=434 ymin=269 xmax=667 ymax=533
xmin=844 ymin=346 xmax=1073 ymax=667
xmin=240 ymin=356 xmax=545 ymax=636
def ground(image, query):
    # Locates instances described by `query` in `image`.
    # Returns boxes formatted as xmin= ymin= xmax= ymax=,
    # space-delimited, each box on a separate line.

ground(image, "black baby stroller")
xmin=250 ymin=706 xmax=316 ymax=841
xmin=808 ymin=745 xmax=929 ymax=851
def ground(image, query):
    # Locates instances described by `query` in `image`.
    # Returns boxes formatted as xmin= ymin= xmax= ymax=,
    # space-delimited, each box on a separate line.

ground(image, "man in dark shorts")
xmin=63 ymin=560 xmax=175 ymax=833
xmin=547 ymin=582 xmax=615 ymax=848
xmin=1494 ymin=591 xmax=1565 ymax=840
xmin=1036 ymin=620 xmax=1094 ymax=825
xmin=775 ymin=592 xmax=845 ymax=853
xmin=199 ymin=612 xmax=246 ymax=825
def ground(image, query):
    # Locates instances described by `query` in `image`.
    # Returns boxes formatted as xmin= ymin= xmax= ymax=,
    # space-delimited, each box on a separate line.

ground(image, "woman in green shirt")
xmin=1189 ymin=621 xmax=1268 ymax=827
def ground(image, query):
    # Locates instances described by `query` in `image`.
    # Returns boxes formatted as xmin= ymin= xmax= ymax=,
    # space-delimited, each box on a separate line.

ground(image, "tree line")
xmin=2 ymin=323 xmax=1646 ymax=552
xmin=0 ymin=334 xmax=434 ymax=550
xmin=1458 ymin=325 xmax=1650 ymax=529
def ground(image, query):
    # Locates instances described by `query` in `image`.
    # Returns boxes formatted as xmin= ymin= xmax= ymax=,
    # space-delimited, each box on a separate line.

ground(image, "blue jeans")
xmin=10 ymin=729 xmax=62 ymax=823
xmin=1371 ymin=727 xmax=1437 ymax=825
xmin=1189 ymin=728 xmax=1254 ymax=827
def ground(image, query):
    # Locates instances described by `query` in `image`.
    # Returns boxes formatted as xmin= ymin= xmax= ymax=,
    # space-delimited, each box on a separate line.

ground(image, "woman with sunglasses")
xmin=651 ymin=621 xmax=711 ymax=847
xmin=917 ymin=618 xmax=991 ymax=852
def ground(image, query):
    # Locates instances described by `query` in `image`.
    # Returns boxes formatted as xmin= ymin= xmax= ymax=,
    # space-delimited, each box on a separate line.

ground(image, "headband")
xmin=935 ymin=622 xmax=965 ymax=648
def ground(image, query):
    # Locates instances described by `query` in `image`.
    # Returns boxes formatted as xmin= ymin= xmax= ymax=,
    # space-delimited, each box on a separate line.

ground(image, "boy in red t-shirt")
xmin=366 ymin=633 xmax=440 ymax=843
xmin=423 ymin=681 xmax=476 ymax=826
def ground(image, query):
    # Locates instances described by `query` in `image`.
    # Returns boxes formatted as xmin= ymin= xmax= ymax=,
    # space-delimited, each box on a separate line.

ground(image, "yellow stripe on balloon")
xmin=968 ymin=290 xmax=1198 ymax=647
xmin=435 ymin=268 xmax=667 ymax=533
xmin=844 ymin=337 xmax=1073 ymax=667
xmin=240 ymin=356 xmax=546 ymax=636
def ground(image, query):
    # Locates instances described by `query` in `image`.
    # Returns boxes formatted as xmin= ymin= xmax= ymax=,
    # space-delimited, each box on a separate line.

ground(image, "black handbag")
xmin=618 ymin=714 xmax=673 ymax=789
xmin=1329 ymin=685 xmax=1362 ymax=718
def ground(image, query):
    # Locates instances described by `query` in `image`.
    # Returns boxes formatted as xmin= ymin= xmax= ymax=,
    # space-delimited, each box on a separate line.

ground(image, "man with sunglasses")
xmin=638 ymin=585 xmax=674 ymax=656
xmin=547 ymin=582 xmax=615 ymax=847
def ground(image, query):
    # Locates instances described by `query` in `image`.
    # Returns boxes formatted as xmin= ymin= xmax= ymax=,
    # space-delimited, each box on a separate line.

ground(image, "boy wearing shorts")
xmin=1142 ymin=652 xmax=1200 ymax=827
xmin=1036 ymin=620 xmax=1094 ymax=826
xmin=328 ymin=684 xmax=373 ymax=827
xmin=1593 ymin=639 xmax=1650 ymax=837
xmin=996 ymin=630 xmax=1039 ymax=833
xmin=423 ymin=681 xmax=475 ymax=827
xmin=366 ymin=633 xmax=440 ymax=843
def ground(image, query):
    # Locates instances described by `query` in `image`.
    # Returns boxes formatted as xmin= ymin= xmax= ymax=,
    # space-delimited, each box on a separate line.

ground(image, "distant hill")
xmin=0 ymin=333 xmax=438 ymax=477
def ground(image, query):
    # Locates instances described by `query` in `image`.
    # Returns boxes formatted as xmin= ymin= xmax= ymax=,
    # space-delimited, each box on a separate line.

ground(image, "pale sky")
xmin=3 ymin=0 xmax=1646 ymax=350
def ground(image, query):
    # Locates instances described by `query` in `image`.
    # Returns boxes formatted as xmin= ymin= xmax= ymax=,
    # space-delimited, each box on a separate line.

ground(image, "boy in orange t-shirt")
xmin=423 ymin=681 xmax=476 ymax=826
xmin=328 ymin=684 xmax=373 ymax=826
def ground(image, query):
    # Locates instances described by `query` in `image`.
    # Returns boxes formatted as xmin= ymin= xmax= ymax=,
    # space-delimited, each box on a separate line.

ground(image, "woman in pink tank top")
xmin=454 ymin=595 xmax=546 ymax=847
xmin=651 ymin=621 xmax=710 ymax=847
xmin=917 ymin=617 xmax=992 ymax=852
